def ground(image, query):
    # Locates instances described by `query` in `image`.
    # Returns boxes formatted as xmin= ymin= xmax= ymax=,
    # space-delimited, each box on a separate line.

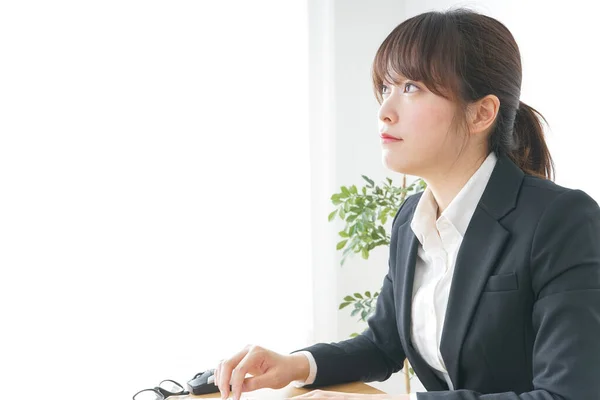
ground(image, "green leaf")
xmin=356 ymin=221 xmax=363 ymax=232
xmin=339 ymin=208 xmax=346 ymax=219
xmin=341 ymin=186 xmax=350 ymax=196
xmin=338 ymin=230 xmax=349 ymax=238
xmin=344 ymin=295 xmax=354 ymax=302
xmin=350 ymin=308 xmax=360 ymax=317
xmin=354 ymin=292 xmax=363 ymax=299
xmin=365 ymin=291 xmax=371 ymax=298
xmin=350 ymin=185 xmax=358 ymax=194
xmin=350 ymin=332 xmax=360 ymax=338
xmin=373 ymin=292 xmax=379 ymax=297
xmin=386 ymin=177 xmax=393 ymax=185
xmin=361 ymin=175 xmax=375 ymax=187
xmin=342 ymin=244 xmax=353 ymax=256
xmin=347 ymin=214 xmax=358 ymax=223
xmin=362 ymin=187 xmax=366 ymax=195
xmin=360 ymin=310 xmax=368 ymax=320
xmin=328 ymin=210 xmax=337 ymax=222
xmin=343 ymin=201 xmax=350 ymax=212
xmin=339 ymin=302 xmax=351 ymax=309
xmin=361 ymin=247 xmax=369 ymax=259
xmin=336 ymin=240 xmax=348 ymax=250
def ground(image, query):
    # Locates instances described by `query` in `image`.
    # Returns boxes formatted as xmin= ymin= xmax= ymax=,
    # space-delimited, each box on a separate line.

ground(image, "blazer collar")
xmin=397 ymin=152 xmax=524 ymax=390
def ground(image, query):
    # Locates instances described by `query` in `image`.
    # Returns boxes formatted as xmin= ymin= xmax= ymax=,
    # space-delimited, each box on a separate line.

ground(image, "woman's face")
xmin=378 ymin=75 xmax=463 ymax=178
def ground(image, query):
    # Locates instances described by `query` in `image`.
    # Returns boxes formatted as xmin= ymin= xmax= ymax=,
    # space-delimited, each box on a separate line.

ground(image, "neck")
xmin=423 ymin=150 xmax=489 ymax=217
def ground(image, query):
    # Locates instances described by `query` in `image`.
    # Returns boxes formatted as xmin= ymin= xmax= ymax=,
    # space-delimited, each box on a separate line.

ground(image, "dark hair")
xmin=371 ymin=8 xmax=554 ymax=180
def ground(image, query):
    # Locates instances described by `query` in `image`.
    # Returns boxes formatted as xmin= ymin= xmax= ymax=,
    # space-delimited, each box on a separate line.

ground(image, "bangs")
xmin=372 ymin=11 xmax=463 ymax=104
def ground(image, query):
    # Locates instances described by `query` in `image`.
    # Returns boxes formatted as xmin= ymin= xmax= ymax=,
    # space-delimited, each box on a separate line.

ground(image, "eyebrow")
xmin=383 ymin=74 xmax=408 ymax=85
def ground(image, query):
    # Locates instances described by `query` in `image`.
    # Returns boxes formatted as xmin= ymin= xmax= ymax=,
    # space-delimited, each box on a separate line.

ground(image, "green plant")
xmin=330 ymin=174 xmax=426 ymax=387
xmin=329 ymin=176 xmax=426 ymax=266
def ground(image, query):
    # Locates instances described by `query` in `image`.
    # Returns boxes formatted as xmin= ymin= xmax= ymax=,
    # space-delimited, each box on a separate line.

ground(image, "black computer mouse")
xmin=187 ymin=369 xmax=231 ymax=395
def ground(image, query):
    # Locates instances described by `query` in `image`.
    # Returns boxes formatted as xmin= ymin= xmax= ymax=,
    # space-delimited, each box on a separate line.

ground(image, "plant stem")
xmin=404 ymin=358 xmax=411 ymax=393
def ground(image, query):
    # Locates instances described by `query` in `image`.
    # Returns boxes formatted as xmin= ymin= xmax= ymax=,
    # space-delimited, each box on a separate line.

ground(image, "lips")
xmin=380 ymin=133 xmax=402 ymax=141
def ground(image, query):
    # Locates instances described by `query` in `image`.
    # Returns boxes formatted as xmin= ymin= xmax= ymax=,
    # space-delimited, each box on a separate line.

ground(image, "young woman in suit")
xmin=213 ymin=8 xmax=600 ymax=400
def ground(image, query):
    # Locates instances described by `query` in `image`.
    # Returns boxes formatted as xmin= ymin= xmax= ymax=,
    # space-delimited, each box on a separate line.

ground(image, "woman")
xmin=213 ymin=8 xmax=600 ymax=400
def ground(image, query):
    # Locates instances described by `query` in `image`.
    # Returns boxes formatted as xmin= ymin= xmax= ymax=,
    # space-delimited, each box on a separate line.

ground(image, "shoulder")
xmin=520 ymin=175 xmax=599 ymax=219
xmin=518 ymin=176 xmax=600 ymax=263
xmin=525 ymin=177 xmax=600 ymax=299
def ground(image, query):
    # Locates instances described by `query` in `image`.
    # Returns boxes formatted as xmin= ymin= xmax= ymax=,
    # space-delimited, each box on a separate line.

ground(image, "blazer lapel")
xmin=439 ymin=153 xmax=524 ymax=389
xmin=397 ymin=216 xmax=448 ymax=391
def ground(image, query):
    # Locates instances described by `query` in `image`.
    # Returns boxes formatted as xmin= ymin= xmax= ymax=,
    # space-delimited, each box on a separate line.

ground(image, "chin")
xmin=382 ymin=153 xmax=416 ymax=175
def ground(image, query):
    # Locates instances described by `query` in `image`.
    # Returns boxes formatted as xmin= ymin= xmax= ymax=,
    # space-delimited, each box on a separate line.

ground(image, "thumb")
xmin=241 ymin=372 xmax=280 ymax=392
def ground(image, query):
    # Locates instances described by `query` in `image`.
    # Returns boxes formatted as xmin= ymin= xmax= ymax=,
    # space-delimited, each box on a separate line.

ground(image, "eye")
xmin=381 ymin=84 xmax=390 ymax=95
xmin=404 ymin=82 xmax=419 ymax=93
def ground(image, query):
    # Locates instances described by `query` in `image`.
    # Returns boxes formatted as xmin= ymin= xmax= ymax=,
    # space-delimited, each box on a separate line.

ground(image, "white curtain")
xmin=0 ymin=1 xmax=311 ymax=398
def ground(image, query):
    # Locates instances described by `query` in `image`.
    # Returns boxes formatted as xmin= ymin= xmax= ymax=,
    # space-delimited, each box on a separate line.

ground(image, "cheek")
xmin=402 ymin=101 xmax=454 ymax=141
xmin=382 ymin=100 xmax=457 ymax=174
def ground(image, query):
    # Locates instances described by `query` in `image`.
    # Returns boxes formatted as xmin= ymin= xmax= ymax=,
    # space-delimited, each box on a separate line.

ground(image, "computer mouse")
xmin=187 ymin=369 xmax=231 ymax=395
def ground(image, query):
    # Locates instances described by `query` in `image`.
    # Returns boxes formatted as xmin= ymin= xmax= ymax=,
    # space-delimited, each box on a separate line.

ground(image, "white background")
xmin=0 ymin=1 xmax=311 ymax=398
xmin=1 ymin=1 xmax=598 ymax=398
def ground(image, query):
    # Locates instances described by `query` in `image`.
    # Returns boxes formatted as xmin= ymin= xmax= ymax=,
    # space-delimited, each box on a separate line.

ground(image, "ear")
xmin=467 ymin=94 xmax=500 ymax=136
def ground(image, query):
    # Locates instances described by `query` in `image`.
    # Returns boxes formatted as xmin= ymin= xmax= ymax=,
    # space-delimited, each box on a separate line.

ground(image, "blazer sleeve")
xmin=416 ymin=189 xmax=600 ymax=399
xmin=290 ymin=201 xmax=410 ymax=388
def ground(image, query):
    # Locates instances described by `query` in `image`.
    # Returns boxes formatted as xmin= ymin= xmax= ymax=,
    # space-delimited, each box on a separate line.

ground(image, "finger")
xmin=230 ymin=351 xmax=259 ymax=400
xmin=219 ymin=346 xmax=252 ymax=399
xmin=240 ymin=372 xmax=275 ymax=393
xmin=214 ymin=361 xmax=223 ymax=388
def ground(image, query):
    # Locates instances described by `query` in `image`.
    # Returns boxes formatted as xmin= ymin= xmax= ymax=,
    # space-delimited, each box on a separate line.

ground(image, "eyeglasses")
xmin=133 ymin=379 xmax=190 ymax=400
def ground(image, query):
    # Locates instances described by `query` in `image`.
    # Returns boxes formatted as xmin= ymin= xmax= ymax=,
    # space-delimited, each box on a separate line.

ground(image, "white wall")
xmin=310 ymin=0 xmax=600 ymax=396
xmin=308 ymin=0 xmax=410 ymax=394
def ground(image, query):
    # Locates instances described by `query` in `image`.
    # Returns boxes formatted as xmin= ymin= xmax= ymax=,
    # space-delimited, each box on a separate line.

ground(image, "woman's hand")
xmin=289 ymin=390 xmax=410 ymax=400
xmin=214 ymin=344 xmax=310 ymax=400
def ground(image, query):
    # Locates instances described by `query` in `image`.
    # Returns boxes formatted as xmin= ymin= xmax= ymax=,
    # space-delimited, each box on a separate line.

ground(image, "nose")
xmin=378 ymin=95 xmax=398 ymax=125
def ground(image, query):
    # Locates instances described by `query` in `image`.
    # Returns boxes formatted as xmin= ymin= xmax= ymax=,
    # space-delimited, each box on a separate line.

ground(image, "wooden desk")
xmin=187 ymin=381 xmax=385 ymax=399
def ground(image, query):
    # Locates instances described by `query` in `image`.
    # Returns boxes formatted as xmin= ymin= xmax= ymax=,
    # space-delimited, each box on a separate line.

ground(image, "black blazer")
xmin=295 ymin=152 xmax=600 ymax=399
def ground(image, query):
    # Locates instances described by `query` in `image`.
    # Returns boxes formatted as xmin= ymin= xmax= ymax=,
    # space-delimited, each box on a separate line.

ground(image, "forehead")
xmin=382 ymin=67 xmax=409 ymax=84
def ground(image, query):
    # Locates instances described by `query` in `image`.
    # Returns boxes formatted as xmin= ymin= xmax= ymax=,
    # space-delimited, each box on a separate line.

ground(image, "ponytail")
xmin=508 ymin=101 xmax=555 ymax=181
